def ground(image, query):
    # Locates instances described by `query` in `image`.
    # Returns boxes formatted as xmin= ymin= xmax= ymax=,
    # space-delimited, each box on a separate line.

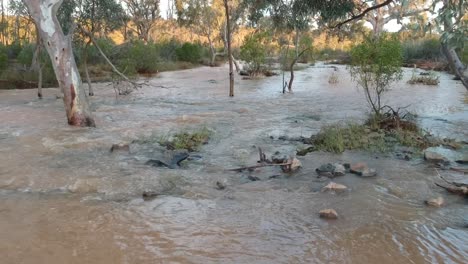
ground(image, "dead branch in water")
xmin=227 ymin=162 xmax=292 ymax=172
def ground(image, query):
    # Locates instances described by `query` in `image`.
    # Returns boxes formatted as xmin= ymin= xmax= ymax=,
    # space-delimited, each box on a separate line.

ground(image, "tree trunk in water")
xmin=288 ymin=59 xmax=296 ymax=93
xmin=25 ymin=0 xmax=95 ymax=127
xmin=223 ymin=0 xmax=234 ymax=97
xmin=83 ymin=40 xmax=94 ymax=96
xmin=208 ymin=35 xmax=216 ymax=66
xmin=32 ymin=28 xmax=43 ymax=98
xmin=442 ymin=44 xmax=468 ymax=90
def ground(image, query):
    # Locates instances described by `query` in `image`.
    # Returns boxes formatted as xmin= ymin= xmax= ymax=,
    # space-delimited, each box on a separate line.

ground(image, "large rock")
xmin=319 ymin=209 xmax=338 ymax=219
xmin=316 ymin=163 xmax=346 ymax=177
xmin=424 ymin=149 xmax=449 ymax=163
xmin=322 ymin=182 xmax=347 ymax=192
xmin=110 ymin=143 xmax=130 ymax=153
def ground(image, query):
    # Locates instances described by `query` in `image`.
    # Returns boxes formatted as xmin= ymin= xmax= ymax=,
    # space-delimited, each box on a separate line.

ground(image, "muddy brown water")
xmin=0 ymin=64 xmax=467 ymax=263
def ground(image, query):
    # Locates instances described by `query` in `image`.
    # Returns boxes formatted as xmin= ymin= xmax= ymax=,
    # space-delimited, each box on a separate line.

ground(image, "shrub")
xmin=0 ymin=44 xmax=7 ymax=74
xmin=402 ymin=38 xmax=441 ymax=62
xmin=240 ymin=32 xmax=267 ymax=74
xmin=157 ymin=39 xmax=180 ymax=61
xmin=349 ymin=34 xmax=403 ymax=117
xmin=176 ymin=42 xmax=203 ymax=63
xmin=407 ymin=69 xmax=440 ymax=85
xmin=116 ymin=40 xmax=160 ymax=74
xmin=86 ymin=38 xmax=116 ymax=65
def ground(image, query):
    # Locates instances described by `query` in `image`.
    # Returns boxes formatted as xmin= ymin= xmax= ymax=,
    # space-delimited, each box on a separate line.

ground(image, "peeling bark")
xmin=25 ymin=0 xmax=95 ymax=127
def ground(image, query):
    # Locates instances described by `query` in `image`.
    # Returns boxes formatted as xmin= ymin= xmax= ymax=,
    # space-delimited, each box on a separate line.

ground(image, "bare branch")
xmin=333 ymin=0 xmax=394 ymax=29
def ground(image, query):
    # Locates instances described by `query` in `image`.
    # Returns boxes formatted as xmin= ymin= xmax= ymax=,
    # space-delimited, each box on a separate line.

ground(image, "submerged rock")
xmin=142 ymin=191 xmax=159 ymax=201
xmin=424 ymin=197 xmax=444 ymax=207
xmin=316 ymin=163 xmax=346 ymax=177
xmin=319 ymin=209 xmax=338 ymax=219
xmin=349 ymin=163 xmax=377 ymax=177
xmin=68 ymin=178 xmax=99 ymax=193
xmin=322 ymin=182 xmax=347 ymax=192
xmin=271 ymin=152 xmax=288 ymax=164
xmin=216 ymin=181 xmax=226 ymax=190
xmin=145 ymin=152 xmax=190 ymax=169
xmin=110 ymin=143 xmax=130 ymax=153
xmin=248 ymin=175 xmax=260 ymax=181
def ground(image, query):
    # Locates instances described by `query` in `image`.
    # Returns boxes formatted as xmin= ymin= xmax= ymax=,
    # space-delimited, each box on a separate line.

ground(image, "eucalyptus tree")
xmin=176 ymin=0 xmax=224 ymax=66
xmin=123 ymin=0 xmax=160 ymax=42
xmin=435 ymin=0 xmax=467 ymax=89
xmin=76 ymin=0 xmax=126 ymax=96
xmin=24 ymin=0 xmax=95 ymax=127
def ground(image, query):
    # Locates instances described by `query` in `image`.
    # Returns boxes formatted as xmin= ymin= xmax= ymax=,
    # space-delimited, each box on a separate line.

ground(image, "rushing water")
xmin=0 ymin=64 xmax=467 ymax=263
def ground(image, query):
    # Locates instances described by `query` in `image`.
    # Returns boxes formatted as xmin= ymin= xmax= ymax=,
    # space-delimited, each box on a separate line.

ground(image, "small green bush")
xmin=116 ymin=40 xmax=160 ymax=74
xmin=402 ymin=38 xmax=441 ymax=62
xmin=240 ymin=33 xmax=267 ymax=74
xmin=349 ymin=34 xmax=403 ymax=117
xmin=176 ymin=42 xmax=203 ymax=63
xmin=157 ymin=39 xmax=180 ymax=61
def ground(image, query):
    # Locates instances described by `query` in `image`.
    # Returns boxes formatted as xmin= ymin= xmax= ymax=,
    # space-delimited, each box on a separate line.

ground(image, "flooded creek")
xmin=0 ymin=64 xmax=467 ymax=263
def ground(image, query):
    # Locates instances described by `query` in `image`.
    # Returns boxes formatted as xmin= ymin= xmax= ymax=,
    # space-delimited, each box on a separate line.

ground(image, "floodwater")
xmin=0 ymin=64 xmax=467 ymax=263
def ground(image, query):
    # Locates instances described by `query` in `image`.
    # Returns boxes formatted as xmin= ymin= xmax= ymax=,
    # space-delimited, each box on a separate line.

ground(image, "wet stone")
xmin=110 ymin=143 xmax=130 ymax=153
xmin=319 ymin=209 xmax=338 ymax=219
xmin=424 ymin=148 xmax=449 ymax=163
xmin=271 ymin=152 xmax=288 ymax=164
xmin=425 ymin=197 xmax=444 ymax=207
xmin=281 ymin=158 xmax=302 ymax=173
xmin=68 ymin=178 xmax=99 ymax=193
xmin=316 ymin=163 xmax=346 ymax=177
xmin=142 ymin=191 xmax=159 ymax=201
xmin=332 ymin=163 xmax=346 ymax=176
xmin=248 ymin=175 xmax=260 ymax=181
xmin=216 ymin=181 xmax=226 ymax=190
xmin=322 ymin=182 xmax=347 ymax=192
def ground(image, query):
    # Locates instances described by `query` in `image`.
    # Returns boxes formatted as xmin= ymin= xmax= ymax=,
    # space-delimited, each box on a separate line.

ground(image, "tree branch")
xmin=333 ymin=0 xmax=394 ymax=29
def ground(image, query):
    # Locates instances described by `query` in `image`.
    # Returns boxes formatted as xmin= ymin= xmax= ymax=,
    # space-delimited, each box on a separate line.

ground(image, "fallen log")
xmin=227 ymin=162 xmax=292 ymax=172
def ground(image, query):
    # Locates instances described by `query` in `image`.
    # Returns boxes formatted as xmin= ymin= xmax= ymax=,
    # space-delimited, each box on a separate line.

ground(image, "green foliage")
xmin=349 ymin=34 xmax=403 ymax=117
xmin=240 ymin=32 xmax=267 ymax=74
xmin=163 ymin=127 xmax=212 ymax=152
xmin=6 ymin=41 xmax=22 ymax=59
xmin=313 ymin=123 xmax=387 ymax=153
xmin=0 ymin=45 xmax=7 ymax=74
xmin=402 ymin=38 xmax=441 ymax=62
xmin=86 ymin=38 xmax=116 ymax=65
xmin=176 ymin=42 xmax=203 ymax=63
xmin=116 ymin=40 xmax=160 ymax=74
xmin=407 ymin=70 xmax=440 ymax=85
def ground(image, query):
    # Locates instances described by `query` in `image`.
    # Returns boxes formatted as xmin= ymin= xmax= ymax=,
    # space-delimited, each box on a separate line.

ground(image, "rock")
xmin=68 ymin=178 xmax=99 ymax=193
xmin=248 ymin=175 xmax=260 ymax=181
xmin=319 ymin=209 xmax=338 ymax=219
xmin=110 ymin=143 xmax=130 ymax=153
xmin=322 ymin=182 xmax=347 ymax=192
xmin=316 ymin=163 xmax=335 ymax=177
xmin=424 ymin=197 xmax=444 ymax=207
xmin=281 ymin=157 xmax=302 ymax=173
xmin=424 ymin=149 xmax=449 ymax=163
xmin=145 ymin=152 xmax=189 ymax=169
xmin=350 ymin=163 xmax=377 ymax=177
xmin=239 ymin=70 xmax=249 ymax=76
xmin=360 ymin=168 xmax=377 ymax=177
xmin=216 ymin=181 xmax=226 ymax=190
xmin=332 ymin=163 xmax=346 ymax=176
xmin=142 ymin=191 xmax=158 ymax=201
xmin=271 ymin=152 xmax=288 ymax=164
xmin=350 ymin=162 xmax=368 ymax=173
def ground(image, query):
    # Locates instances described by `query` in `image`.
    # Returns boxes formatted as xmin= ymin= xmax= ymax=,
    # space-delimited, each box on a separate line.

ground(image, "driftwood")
xmin=227 ymin=147 xmax=291 ymax=172
xmin=227 ymin=162 xmax=292 ymax=172
xmin=435 ymin=169 xmax=468 ymax=196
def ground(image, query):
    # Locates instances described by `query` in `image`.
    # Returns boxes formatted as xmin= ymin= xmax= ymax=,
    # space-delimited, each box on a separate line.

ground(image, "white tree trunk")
xmin=25 ymin=0 xmax=95 ymax=126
